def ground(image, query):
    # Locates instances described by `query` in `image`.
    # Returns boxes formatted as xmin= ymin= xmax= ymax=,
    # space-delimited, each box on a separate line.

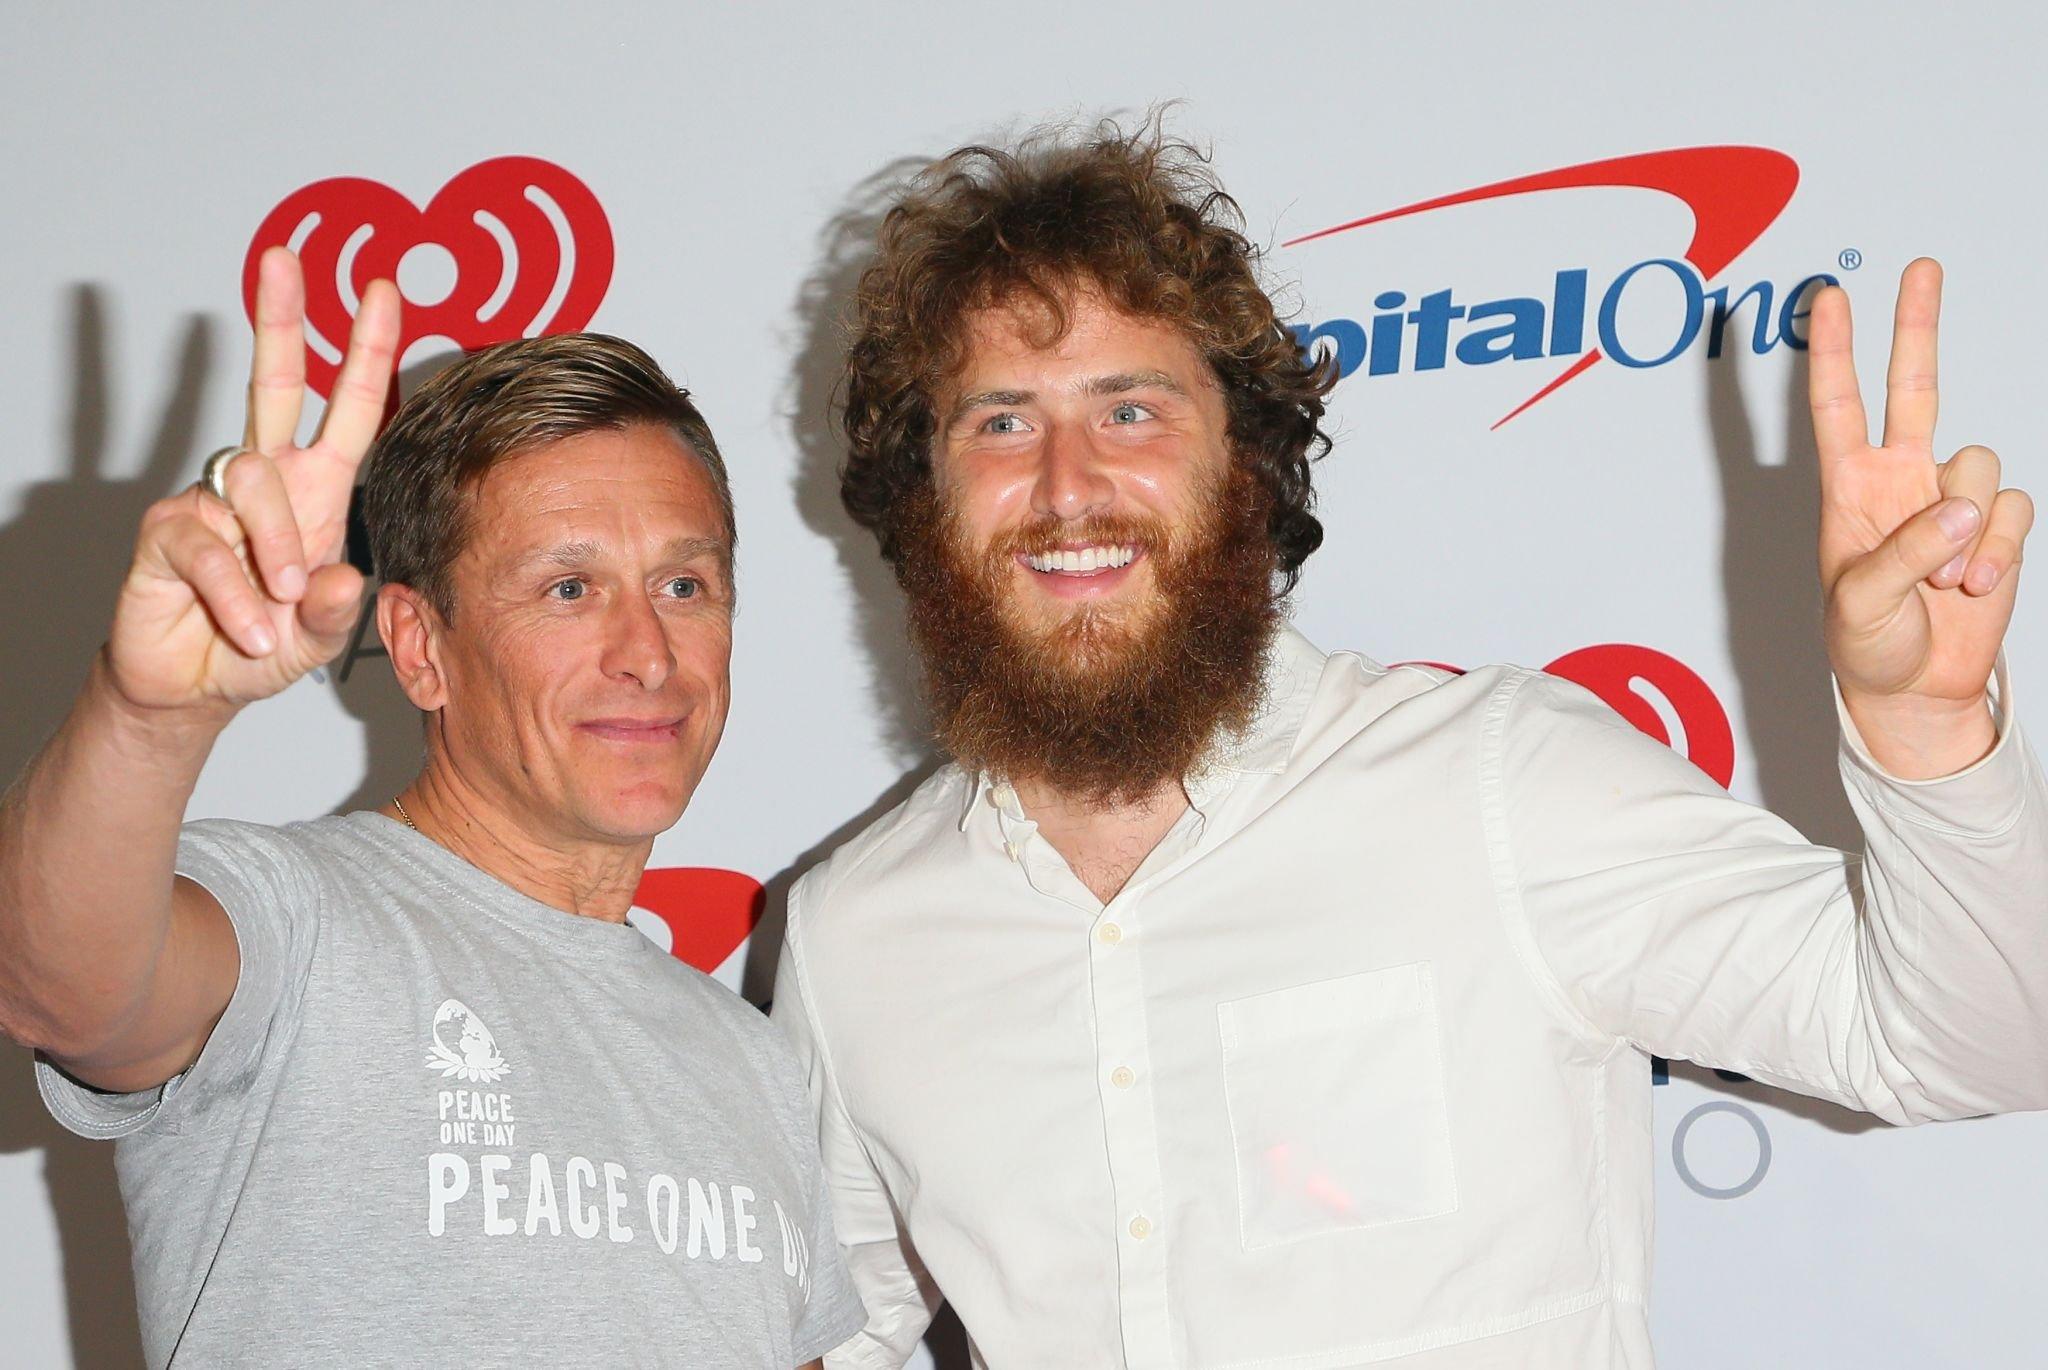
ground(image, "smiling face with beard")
xmin=899 ymin=291 xmax=1285 ymax=808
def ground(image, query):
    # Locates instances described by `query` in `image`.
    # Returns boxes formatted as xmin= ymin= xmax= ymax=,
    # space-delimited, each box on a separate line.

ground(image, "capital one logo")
xmin=241 ymin=155 xmax=615 ymax=399
xmin=1287 ymin=146 xmax=1835 ymax=428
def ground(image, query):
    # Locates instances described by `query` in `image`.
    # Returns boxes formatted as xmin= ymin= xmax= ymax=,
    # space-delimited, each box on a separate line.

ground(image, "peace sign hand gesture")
xmin=106 ymin=248 xmax=401 ymax=720
xmin=1811 ymin=258 xmax=2034 ymax=779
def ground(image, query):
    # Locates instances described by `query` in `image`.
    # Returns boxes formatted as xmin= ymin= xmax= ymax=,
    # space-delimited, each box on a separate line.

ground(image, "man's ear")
xmin=377 ymin=583 xmax=448 ymax=712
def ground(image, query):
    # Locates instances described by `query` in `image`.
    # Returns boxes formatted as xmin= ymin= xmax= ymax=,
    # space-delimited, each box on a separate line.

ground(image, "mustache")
xmin=986 ymin=513 xmax=1171 ymax=563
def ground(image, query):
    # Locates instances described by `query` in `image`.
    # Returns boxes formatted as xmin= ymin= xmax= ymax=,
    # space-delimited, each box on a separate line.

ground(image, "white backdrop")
xmin=3 ymin=3 xmax=2044 ymax=1365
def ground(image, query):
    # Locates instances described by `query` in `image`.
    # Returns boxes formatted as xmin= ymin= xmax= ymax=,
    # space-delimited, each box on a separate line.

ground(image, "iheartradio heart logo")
xmin=627 ymin=867 xmax=767 ymax=975
xmin=1399 ymin=644 xmax=1736 ymax=787
xmin=242 ymin=156 xmax=614 ymax=400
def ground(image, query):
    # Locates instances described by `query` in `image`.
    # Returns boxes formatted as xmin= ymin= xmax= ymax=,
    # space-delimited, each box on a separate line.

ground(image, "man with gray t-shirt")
xmin=0 ymin=250 xmax=863 ymax=1367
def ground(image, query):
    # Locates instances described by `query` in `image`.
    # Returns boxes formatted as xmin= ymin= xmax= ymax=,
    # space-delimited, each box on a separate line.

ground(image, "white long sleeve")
xmin=1502 ymin=665 xmax=2048 ymax=1123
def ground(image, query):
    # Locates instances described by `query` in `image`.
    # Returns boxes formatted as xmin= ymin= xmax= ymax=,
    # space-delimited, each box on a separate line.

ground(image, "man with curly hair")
xmin=772 ymin=121 xmax=2048 ymax=1367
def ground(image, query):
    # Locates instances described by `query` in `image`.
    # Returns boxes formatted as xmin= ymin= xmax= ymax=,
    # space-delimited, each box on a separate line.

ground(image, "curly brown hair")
xmin=838 ymin=117 xmax=1336 ymax=593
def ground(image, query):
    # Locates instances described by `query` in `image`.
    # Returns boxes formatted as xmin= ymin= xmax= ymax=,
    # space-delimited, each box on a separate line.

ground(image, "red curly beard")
xmin=896 ymin=462 xmax=1282 ymax=807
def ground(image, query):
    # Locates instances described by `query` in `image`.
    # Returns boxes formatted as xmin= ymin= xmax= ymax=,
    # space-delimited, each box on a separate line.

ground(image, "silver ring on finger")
xmin=200 ymin=445 xmax=247 ymax=504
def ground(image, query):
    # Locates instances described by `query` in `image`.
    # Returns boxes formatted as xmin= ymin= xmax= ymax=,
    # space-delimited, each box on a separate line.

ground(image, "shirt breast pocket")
xmin=1216 ymin=960 xmax=1458 ymax=1251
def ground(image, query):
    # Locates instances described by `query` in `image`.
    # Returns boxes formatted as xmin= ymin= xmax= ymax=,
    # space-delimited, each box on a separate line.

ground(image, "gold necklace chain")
xmin=392 ymin=795 xmax=418 ymax=831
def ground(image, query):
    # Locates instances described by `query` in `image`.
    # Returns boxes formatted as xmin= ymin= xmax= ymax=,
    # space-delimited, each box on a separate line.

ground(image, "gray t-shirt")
xmin=36 ymin=813 xmax=865 ymax=1368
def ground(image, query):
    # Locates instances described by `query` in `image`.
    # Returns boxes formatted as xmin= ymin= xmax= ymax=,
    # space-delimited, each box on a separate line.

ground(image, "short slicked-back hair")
xmin=838 ymin=115 xmax=1335 ymax=592
xmin=361 ymin=333 xmax=734 ymax=617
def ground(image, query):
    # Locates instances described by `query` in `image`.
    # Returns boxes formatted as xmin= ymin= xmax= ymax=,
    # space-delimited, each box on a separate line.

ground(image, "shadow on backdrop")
xmin=1693 ymin=323 xmax=1876 ymax=1138
xmin=780 ymin=155 xmax=941 ymax=767
xmin=0 ymin=284 xmax=192 ymax=1367
xmin=747 ymin=155 xmax=969 ymax=1369
xmin=747 ymin=149 xmax=945 ymax=1007
xmin=1707 ymin=325 xmax=1861 ymax=852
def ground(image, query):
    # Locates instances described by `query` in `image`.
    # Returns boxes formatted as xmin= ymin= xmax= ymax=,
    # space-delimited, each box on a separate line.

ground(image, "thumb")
xmin=296 ymin=562 xmax=367 ymax=657
xmin=1834 ymin=497 xmax=1982 ymax=623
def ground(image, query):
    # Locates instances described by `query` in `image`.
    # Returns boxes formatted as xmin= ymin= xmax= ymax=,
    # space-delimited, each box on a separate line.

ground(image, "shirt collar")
xmin=958 ymin=625 xmax=1329 ymax=831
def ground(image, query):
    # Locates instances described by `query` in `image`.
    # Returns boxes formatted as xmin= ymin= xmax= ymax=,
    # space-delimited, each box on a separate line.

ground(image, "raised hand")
xmin=1809 ymin=258 xmax=2034 ymax=777
xmin=106 ymin=248 xmax=400 ymax=717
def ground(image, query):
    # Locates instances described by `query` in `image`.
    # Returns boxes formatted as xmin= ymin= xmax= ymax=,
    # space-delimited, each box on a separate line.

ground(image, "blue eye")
xmin=666 ymin=577 xmax=699 ymax=599
xmin=550 ymin=579 xmax=586 ymax=601
xmin=1110 ymin=402 xmax=1147 ymax=424
xmin=987 ymin=413 xmax=1026 ymax=434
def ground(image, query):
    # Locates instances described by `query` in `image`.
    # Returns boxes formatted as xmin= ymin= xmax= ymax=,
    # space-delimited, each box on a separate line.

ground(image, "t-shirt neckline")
xmin=341 ymin=810 xmax=656 ymax=958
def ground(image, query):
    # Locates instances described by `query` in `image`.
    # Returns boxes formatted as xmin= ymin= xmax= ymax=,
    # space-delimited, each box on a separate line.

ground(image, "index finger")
xmin=1806 ymin=282 xmax=1869 ymax=461
xmin=244 ymin=247 xmax=308 ymax=455
xmin=1880 ymin=257 xmax=1942 ymax=451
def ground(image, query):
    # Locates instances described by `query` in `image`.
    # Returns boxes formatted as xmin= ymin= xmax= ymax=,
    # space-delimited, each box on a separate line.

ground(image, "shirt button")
xmin=992 ymin=783 xmax=1017 ymax=808
xmin=1096 ymin=922 xmax=1123 ymax=945
xmin=1004 ymin=841 xmax=1022 ymax=862
xmin=1110 ymin=1066 xmax=1136 ymax=1089
xmin=1128 ymin=1215 xmax=1153 ymax=1241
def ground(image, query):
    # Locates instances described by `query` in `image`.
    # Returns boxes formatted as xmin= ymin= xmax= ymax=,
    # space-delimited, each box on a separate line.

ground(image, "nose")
xmin=599 ymin=591 xmax=676 ymax=691
xmin=1029 ymin=422 xmax=1115 ymax=522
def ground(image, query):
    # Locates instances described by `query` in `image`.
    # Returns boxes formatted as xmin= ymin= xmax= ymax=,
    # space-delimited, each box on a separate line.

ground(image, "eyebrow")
xmin=945 ymin=370 xmax=1189 ymax=429
xmin=946 ymin=388 xmax=1035 ymax=428
xmin=525 ymin=539 xmax=605 ymax=571
xmin=515 ymin=535 xmax=732 ymax=572
xmin=1083 ymin=370 xmax=1188 ymax=399
xmin=657 ymin=536 xmax=732 ymax=566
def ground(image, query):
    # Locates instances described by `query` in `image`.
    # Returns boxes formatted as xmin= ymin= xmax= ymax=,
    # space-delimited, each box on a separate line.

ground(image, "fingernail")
xmin=1937 ymin=498 xmax=1982 ymax=541
xmin=248 ymin=623 xmax=277 ymax=655
xmin=1966 ymin=560 xmax=2000 ymax=594
xmin=1938 ymin=552 xmax=1966 ymax=585
xmin=278 ymin=564 xmax=306 ymax=599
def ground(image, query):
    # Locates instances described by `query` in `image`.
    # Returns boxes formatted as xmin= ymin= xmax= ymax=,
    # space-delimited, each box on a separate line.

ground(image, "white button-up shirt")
xmin=773 ymin=629 xmax=2048 ymax=1368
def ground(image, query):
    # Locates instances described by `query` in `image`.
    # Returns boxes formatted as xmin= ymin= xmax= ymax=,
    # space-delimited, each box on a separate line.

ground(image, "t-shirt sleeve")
xmin=760 ymin=976 xmax=869 ymax=1363
xmin=34 ymin=818 xmax=322 ymax=1140
xmin=791 ymin=1114 xmax=872 ymax=1365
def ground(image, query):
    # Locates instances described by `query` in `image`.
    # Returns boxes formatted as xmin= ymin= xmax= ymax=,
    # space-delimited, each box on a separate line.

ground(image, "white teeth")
xmin=1026 ymin=544 xmax=1137 ymax=573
